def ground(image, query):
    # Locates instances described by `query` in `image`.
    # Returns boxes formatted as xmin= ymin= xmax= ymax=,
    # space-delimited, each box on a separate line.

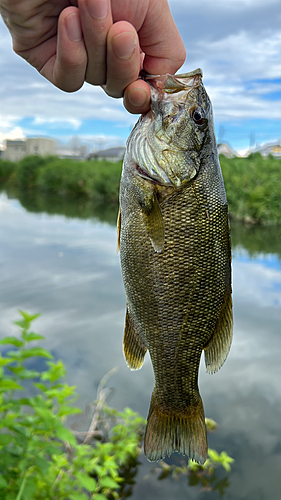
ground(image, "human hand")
xmin=0 ymin=0 xmax=186 ymax=114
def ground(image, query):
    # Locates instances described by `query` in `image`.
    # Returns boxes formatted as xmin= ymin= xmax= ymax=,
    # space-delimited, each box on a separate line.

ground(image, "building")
xmin=217 ymin=143 xmax=236 ymax=158
xmin=3 ymin=140 xmax=26 ymax=162
xmin=88 ymin=146 xmax=125 ymax=163
xmin=26 ymin=138 xmax=56 ymax=157
xmin=258 ymin=142 xmax=281 ymax=157
xmin=3 ymin=138 xmax=57 ymax=161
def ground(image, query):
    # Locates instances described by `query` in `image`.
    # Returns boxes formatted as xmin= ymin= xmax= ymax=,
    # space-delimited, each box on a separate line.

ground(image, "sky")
xmin=1 ymin=0 xmax=281 ymax=155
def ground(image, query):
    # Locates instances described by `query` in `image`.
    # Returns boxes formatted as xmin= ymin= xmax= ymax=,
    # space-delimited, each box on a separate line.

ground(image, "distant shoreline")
xmin=0 ymin=153 xmax=280 ymax=226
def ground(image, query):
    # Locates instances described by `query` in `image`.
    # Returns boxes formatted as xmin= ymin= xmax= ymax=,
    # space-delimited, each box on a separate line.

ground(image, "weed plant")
xmin=0 ymin=312 xmax=234 ymax=499
xmin=0 ymin=311 xmax=145 ymax=500
xmin=0 ymin=156 xmax=121 ymax=204
xmin=220 ymin=153 xmax=281 ymax=225
xmin=0 ymin=153 xmax=280 ymax=224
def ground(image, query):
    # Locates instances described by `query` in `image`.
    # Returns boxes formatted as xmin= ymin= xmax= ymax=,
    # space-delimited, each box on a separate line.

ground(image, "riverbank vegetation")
xmin=0 ymin=156 xmax=122 ymax=203
xmin=220 ymin=153 xmax=281 ymax=225
xmin=0 ymin=153 xmax=280 ymax=225
xmin=0 ymin=312 xmax=234 ymax=499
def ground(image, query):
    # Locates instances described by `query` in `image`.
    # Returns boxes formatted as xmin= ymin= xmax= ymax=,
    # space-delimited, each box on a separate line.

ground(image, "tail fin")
xmin=144 ymin=391 xmax=207 ymax=463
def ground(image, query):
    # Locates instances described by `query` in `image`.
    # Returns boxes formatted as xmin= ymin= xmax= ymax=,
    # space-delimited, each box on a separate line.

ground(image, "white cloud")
xmin=170 ymin=0 xmax=280 ymax=8
xmin=233 ymin=256 xmax=281 ymax=308
xmin=1 ymin=2 xmax=281 ymax=148
xmin=0 ymin=126 xmax=25 ymax=149
xmin=32 ymin=117 xmax=82 ymax=130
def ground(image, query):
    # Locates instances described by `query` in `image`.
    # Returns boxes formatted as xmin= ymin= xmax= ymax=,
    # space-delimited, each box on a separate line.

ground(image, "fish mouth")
xmin=127 ymin=69 xmax=205 ymax=188
xmin=140 ymin=69 xmax=203 ymax=94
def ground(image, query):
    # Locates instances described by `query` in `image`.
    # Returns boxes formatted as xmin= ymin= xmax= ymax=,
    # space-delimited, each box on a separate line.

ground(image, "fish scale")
xmin=118 ymin=69 xmax=232 ymax=463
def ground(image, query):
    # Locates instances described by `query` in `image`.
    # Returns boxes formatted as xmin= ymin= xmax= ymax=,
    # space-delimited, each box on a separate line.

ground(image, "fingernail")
xmin=127 ymin=88 xmax=148 ymax=107
xmin=113 ymin=32 xmax=137 ymax=60
xmin=87 ymin=0 xmax=108 ymax=20
xmin=65 ymin=13 xmax=82 ymax=42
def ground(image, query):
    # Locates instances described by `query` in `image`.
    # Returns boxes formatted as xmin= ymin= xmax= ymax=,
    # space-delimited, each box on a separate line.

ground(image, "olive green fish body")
xmin=118 ymin=70 xmax=232 ymax=463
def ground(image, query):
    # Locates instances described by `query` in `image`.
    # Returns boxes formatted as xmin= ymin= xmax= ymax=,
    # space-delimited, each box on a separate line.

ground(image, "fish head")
xmin=127 ymin=69 xmax=216 ymax=188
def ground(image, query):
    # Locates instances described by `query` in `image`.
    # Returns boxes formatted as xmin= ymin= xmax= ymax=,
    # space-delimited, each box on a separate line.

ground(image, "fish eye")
xmin=191 ymin=107 xmax=206 ymax=125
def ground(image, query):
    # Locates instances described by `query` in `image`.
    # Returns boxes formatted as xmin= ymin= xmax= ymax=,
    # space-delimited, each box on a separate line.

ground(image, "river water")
xmin=0 ymin=191 xmax=280 ymax=499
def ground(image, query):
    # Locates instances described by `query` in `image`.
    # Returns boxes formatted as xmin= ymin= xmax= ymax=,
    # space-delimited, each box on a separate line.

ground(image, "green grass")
xmin=0 ymin=156 xmax=122 ymax=204
xmin=220 ymin=153 xmax=281 ymax=225
xmin=0 ymin=153 xmax=280 ymax=225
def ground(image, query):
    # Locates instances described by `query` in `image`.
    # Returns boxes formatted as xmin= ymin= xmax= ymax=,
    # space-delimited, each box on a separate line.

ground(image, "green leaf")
xmin=13 ymin=319 xmax=26 ymax=329
xmin=22 ymin=477 xmax=38 ymax=499
xmin=0 ymin=357 xmax=11 ymax=367
xmin=55 ymin=425 xmax=76 ymax=446
xmin=21 ymin=347 xmax=53 ymax=359
xmin=18 ymin=310 xmax=41 ymax=323
xmin=57 ymin=405 xmax=81 ymax=417
xmin=41 ymin=361 xmax=66 ymax=382
xmin=0 ymin=337 xmax=24 ymax=347
xmin=99 ymin=476 xmax=119 ymax=489
xmin=93 ymin=495 xmax=108 ymax=500
xmin=220 ymin=451 xmax=234 ymax=472
xmin=8 ymin=367 xmax=40 ymax=379
xmin=0 ymin=380 xmax=23 ymax=391
xmin=69 ymin=494 xmax=89 ymax=500
xmin=208 ymin=448 xmax=221 ymax=462
xmin=34 ymin=407 xmax=54 ymax=419
xmin=33 ymin=382 xmax=49 ymax=392
xmin=6 ymin=493 xmax=17 ymax=500
xmin=188 ymin=459 xmax=202 ymax=472
xmin=34 ymin=456 xmax=50 ymax=475
xmin=0 ymin=434 xmax=14 ymax=445
xmin=23 ymin=332 xmax=45 ymax=342
xmin=76 ymin=473 xmax=97 ymax=492
xmin=205 ymin=418 xmax=217 ymax=432
xmin=0 ymin=476 xmax=8 ymax=488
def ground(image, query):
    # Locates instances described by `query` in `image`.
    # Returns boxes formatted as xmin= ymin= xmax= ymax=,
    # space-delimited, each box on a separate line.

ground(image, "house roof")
xmin=88 ymin=147 xmax=125 ymax=159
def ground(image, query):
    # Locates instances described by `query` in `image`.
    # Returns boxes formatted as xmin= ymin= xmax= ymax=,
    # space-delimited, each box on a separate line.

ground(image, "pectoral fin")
xmin=123 ymin=308 xmax=147 ymax=370
xmin=204 ymin=290 xmax=233 ymax=374
xmin=133 ymin=176 xmax=165 ymax=253
xmin=142 ymin=193 xmax=165 ymax=253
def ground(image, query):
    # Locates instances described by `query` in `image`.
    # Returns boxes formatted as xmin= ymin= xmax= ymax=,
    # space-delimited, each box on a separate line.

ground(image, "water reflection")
xmin=231 ymin=221 xmax=281 ymax=259
xmin=0 ymin=190 xmax=280 ymax=499
xmin=1 ymin=187 xmax=118 ymax=225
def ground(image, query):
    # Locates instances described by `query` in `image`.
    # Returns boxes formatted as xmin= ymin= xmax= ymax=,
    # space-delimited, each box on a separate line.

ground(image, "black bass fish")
xmin=117 ymin=69 xmax=232 ymax=463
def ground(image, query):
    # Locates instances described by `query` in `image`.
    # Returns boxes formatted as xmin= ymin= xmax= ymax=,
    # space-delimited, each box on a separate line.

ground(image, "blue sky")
xmin=1 ymin=0 xmax=281 ymax=155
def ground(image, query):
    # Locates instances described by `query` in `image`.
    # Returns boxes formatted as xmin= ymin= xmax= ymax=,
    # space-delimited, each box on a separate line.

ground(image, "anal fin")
xmin=204 ymin=290 xmax=233 ymax=374
xmin=123 ymin=308 xmax=147 ymax=370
